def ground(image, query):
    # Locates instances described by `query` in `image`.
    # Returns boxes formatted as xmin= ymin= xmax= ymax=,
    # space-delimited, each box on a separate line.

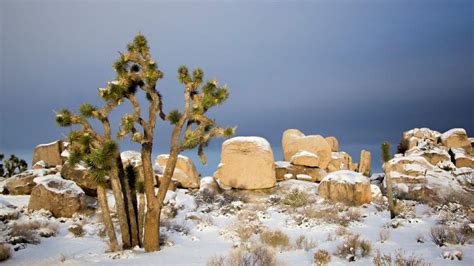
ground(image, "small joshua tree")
xmin=381 ymin=141 xmax=397 ymax=219
xmin=111 ymin=33 xmax=234 ymax=251
xmin=56 ymin=104 xmax=139 ymax=249
xmin=1 ymin=154 xmax=27 ymax=177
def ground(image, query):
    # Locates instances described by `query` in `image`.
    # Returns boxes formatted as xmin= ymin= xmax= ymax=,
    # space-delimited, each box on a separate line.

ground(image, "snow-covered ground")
xmin=1 ymin=179 xmax=473 ymax=265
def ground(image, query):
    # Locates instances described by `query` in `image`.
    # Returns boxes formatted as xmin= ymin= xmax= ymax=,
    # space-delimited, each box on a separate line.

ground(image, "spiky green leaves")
xmin=135 ymin=180 xmax=145 ymax=194
xmin=79 ymin=103 xmax=97 ymax=117
xmin=201 ymin=81 xmax=229 ymax=112
xmin=55 ymin=109 xmax=72 ymax=127
xmin=223 ymin=127 xmax=236 ymax=138
xmin=178 ymin=65 xmax=192 ymax=84
xmin=167 ymin=110 xmax=182 ymax=125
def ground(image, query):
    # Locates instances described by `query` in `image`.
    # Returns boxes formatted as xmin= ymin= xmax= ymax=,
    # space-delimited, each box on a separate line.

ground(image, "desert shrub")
xmin=302 ymin=207 xmax=350 ymax=226
xmin=448 ymin=225 xmax=467 ymax=245
xmin=294 ymin=235 xmax=317 ymax=251
xmin=237 ymin=209 xmax=259 ymax=223
xmin=162 ymin=203 xmax=180 ymax=219
xmin=344 ymin=208 xmax=363 ymax=222
xmin=196 ymin=189 xmax=218 ymax=206
xmin=442 ymin=191 xmax=474 ymax=210
xmin=314 ymin=249 xmax=331 ymax=266
xmin=282 ymin=189 xmax=310 ymax=208
xmin=379 ymin=229 xmax=390 ymax=243
xmin=335 ymin=234 xmax=371 ymax=261
xmin=68 ymin=223 xmax=85 ymax=237
xmin=161 ymin=220 xmax=190 ymax=235
xmin=394 ymin=250 xmax=430 ymax=266
xmin=335 ymin=226 xmax=349 ymax=236
xmin=430 ymin=226 xmax=449 ymax=246
xmin=9 ymin=221 xmax=41 ymax=244
xmin=228 ymin=244 xmax=279 ymax=266
xmin=374 ymin=249 xmax=430 ymax=266
xmin=207 ymin=255 xmax=225 ymax=266
xmin=218 ymin=191 xmax=246 ymax=207
xmin=260 ymin=229 xmax=291 ymax=250
xmin=234 ymin=224 xmax=257 ymax=242
xmin=0 ymin=243 xmax=11 ymax=262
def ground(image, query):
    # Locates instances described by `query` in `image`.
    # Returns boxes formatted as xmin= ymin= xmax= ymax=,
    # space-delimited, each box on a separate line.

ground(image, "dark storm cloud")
xmin=1 ymin=0 xmax=473 ymax=175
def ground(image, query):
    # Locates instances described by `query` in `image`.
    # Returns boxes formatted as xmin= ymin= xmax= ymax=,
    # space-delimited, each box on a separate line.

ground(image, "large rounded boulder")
xmin=2 ymin=169 xmax=57 ymax=195
xmin=282 ymin=129 xmax=331 ymax=169
xmin=318 ymin=170 xmax=372 ymax=206
xmin=28 ymin=174 xmax=86 ymax=218
xmin=214 ymin=136 xmax=276 ymax=190
xmin=155 ymin=154 xmax=200 ymax=189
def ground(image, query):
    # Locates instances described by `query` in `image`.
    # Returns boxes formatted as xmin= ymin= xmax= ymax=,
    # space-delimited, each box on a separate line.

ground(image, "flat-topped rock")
xmin=282 ymin=129 xmax=331 ymax=169
xmin=318 ymin=170 xmax=372 ymax=206
xmin=214 ymin=136 xmax=276 ymax=189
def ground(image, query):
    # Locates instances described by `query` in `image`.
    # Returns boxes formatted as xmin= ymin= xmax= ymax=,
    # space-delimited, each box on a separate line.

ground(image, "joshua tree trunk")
xmin=116 ymin=157 xmax=139 ymax=247
xmin=142 ymin=143 xmax=160 ymax=252
xmin=109 ymin=163 xmax=132 ymax=249
xmin=384 ymin=170 xmax=396 ymax=219
xmin=97 ymin=185 xmax=119 ymax=252
xmin=138 ymin=192 xmax=145 ymax=246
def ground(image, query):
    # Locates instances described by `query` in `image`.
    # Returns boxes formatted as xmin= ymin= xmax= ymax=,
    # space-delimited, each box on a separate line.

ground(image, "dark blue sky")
xmin=1 ymin=0 xmax=473 ymax=175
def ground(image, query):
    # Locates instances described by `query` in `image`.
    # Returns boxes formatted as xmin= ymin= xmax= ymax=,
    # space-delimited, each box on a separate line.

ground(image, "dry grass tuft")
xmin=208 ymin=244 xmax=282 ymax=266
xmin=282 ymin=189 xmax=310 ymax=208
xmin=294 ymin=235 xmax=317 ymax=251
xmin=0 ymin=243 xmax=11 ymax=262
xmin=335 ymin=234 xmax=371 ymax=261
xmin=314 ymin=249 xmax=331 ymax=266
xmin=373 ymin=249 xmax=430 ymax=266
xmin=68 ymin=223 xmax=85 ymax=237
xmin=260 ymin=229 xmax=291 ymax=251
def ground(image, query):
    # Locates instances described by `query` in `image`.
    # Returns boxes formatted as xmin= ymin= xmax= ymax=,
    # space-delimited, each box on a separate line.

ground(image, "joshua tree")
xmin=0 ymin=154 xmax=4 ymax=177
xmin=381 ymin=141 xmax=396 ymax=219
xmin=1 ymin=154 xmax=27 ymax=177
xmin=56 ymin=104 xmax=139 ymax=249
xmin=112 ymin=33 xmax=234 ymax=251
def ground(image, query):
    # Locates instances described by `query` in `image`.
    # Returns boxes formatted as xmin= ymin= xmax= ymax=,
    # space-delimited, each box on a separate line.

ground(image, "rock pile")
xmin=276 ymin=129 xmax=372 ymax=182
xmin=385 ymin=128 xmax=474 ymax=200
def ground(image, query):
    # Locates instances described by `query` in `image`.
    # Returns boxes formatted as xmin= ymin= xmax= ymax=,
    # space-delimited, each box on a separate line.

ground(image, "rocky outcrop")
xmin=32 ymin=140 xmax=64 ymax=167
xmin=28 ymin=174 xmax=86 ymax=218
xmin=214 ymin=137 xmax=276 ymax=189
xmin=441 ymin=128 xmax=472 ymax=153
xmin=318 ymin=170 xmax=372 ymax=206
xmin=60 ymin=163 xmax=98 ymax=196
xmin=282 ymin=129 xmax=331 ymax=169
xmin=155 ymin=154 xmax=200 ymax=189
xmin=325 ymin=136 xmax=339 ymax=152
xmin=290 ymin=150 xmax=319 ymax=167
xmin=275 ymin=161 xmax=327 ymax=182
xmin=327 ymin=152 xmax=352 ymax=173
xmin=2 ymin=169 xmax=56 ymax=195
xmin=385 ymin=127 xmax=473 ymax=201
xmin=358 ymin=150 xmax=371 ymax=176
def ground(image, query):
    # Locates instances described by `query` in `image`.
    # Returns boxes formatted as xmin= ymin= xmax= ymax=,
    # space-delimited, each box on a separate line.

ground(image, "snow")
xmin=291 ymin=150 xmax=317 ymax=159
xmin=35 ymin=140 xmax=59 ymax=148
xmin=61 ymin=149 xmax=70 ymax=158
xmin=296 ymin=174 xmax=312 ymax=181
xmin=275 ymin=160 xmax=291 ymax=168
xmin=441 ymin=128 xmax=467 ymax=142
xmin=283 ymin=173 xmax=294 ymax=180
xmin=121 ymin=150 xmax=142 ymax=166
xmin=322 ymin=170 xmax=370 ymax=185
xmin=222 ymin=136 xmax=272 ymax=151
xmin=33 ymin=174 xmax=84 ymax=196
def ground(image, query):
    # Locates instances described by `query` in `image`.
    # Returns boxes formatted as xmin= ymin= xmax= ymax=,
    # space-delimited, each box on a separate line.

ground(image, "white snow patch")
xmin=222 ymin=136 xmax=272 ymax=151
xmin=275 ymin=161 xmax=291 ymax=168
xmin=441 ymin=128 xmax=467 ymax=142
xmin=33 ymin=174 xmax=84 ymax=196
xmin=322 ymin=170 xmax=369 ymax=185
